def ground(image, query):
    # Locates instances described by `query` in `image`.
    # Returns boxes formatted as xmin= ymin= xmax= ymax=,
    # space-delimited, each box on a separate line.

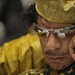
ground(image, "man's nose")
xmin=46 ymin=33 xmax=62 ymax=50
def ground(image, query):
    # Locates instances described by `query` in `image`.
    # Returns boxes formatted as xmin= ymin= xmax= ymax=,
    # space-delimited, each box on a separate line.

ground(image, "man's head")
xmin=34 ymin=0 xmax=75 ymax=70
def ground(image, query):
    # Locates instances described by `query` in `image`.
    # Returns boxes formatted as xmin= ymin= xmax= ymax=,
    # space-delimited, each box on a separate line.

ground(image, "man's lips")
xmin=47 ymin=56 xmax=66 ymax=59
xmin=45 ymin=55 xmax=67 ymax=62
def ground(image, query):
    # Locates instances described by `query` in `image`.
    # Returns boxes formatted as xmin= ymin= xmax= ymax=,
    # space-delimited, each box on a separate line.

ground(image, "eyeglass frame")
xmin=34 ymin=24 xmax=75 ymax=38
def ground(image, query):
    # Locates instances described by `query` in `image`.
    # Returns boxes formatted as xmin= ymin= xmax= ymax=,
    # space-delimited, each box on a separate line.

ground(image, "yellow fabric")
xmin=18 ymin=69 xmax=49 ymax=75
xmin=0 ymin=34 xmax=47 ymax=75
xmin=19 ymin=69 xmax=58 ymax=75
xmin=36 ymin=0 xmax=75 ymax=23
xmin=62 ymin=0 xmax=75 ymax=11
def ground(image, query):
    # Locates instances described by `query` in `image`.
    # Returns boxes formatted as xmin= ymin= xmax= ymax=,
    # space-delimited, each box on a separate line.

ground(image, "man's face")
xmin=36 ymin=16 xmax=75 ymax=70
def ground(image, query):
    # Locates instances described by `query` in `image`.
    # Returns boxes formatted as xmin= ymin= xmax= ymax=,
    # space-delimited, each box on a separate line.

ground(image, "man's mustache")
xmin=44 ymin=50 xmax=68 ymax=57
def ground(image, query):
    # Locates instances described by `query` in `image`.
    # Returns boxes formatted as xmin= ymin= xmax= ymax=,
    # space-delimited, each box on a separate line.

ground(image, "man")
xmin=0 ymin=0 xmax=75 ymax=75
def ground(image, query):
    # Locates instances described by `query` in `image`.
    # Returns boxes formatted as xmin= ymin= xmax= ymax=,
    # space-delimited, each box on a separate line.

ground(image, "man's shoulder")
xmin=0 ymin=33 xmax=41 ymax=56
xmin=2 ymin=33 xmax=40 ymax=48
xmin=0 ymin=33 xmax=42 ymax=64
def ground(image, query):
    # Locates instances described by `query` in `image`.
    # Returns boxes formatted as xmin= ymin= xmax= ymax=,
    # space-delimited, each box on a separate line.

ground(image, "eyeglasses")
xmin=34 ymin=24 xmax=75 ymax=38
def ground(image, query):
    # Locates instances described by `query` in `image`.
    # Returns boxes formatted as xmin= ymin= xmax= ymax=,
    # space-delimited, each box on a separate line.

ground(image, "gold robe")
xmin=0 ymin=34 xmax=47 ymax=75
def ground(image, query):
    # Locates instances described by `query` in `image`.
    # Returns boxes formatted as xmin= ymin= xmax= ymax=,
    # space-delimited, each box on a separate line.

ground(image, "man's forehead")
xmin=37 ymin=16 xmax=72 ymax=29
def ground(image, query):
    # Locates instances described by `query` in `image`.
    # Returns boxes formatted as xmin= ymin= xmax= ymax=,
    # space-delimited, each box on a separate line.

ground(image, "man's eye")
xmin=65 ymin=30 xmax=74 ymax=36
xmin=37 ymin=30 xmax=47 ymax=36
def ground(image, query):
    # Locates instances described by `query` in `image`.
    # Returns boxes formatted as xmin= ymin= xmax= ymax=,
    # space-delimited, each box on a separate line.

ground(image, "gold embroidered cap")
xmin=35 ymin=0 xmax=75 ymax=23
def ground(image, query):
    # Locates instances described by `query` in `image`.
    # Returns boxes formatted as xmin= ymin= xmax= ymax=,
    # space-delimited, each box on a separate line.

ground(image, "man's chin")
xmin=48 ymin=63 xmax=67 ymax=71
